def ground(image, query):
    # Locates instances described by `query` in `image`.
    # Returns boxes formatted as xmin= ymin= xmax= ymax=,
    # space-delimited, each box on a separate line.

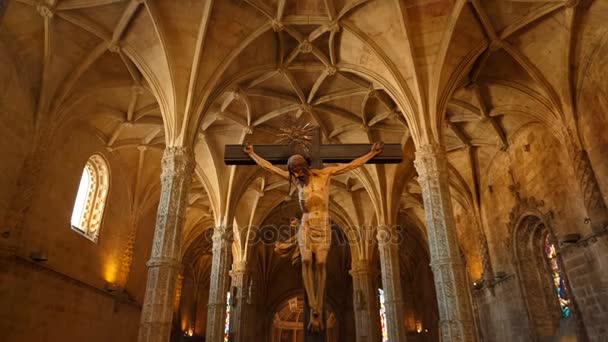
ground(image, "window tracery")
xmin=70 ymin=154 xmax=109 ymax=242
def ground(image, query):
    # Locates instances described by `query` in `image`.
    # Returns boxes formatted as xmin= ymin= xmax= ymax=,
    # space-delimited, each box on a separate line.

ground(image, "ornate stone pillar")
xmin=228 ymin=261 xmax=250 ymax=342
xmin=567 ymin=140 xmax=608 ymax=232
xmin=138 ymin=147 xmax=194 ymax=342
xmin=376 ymin=225 xmax=407 ymax=341
xmin=205 ymin=225 xmax=232 ymax=342
xmin=414 ymin=144 xmax=476 ymax=342
xmin=350 ymin=259 xmax=381 ymax=342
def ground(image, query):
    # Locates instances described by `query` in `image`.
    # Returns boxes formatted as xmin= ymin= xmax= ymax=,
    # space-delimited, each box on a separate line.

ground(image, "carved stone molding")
xmin=414 ymin=144 xmax=476 ymax=342
xmin=505 ymin=185 xmax=554 ymax=257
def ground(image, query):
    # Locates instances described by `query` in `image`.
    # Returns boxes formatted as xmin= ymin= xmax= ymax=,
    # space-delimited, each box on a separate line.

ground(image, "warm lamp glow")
xmin=103 ymin=260 xmax=118 ymax=283
xmin=416 ymin=321 xmax=422 ymax=333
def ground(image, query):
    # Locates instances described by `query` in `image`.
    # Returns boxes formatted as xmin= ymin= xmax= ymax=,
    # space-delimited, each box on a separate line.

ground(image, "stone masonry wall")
xmin=0 ymin=122 xmax=158 ymax=342
xmin=466 ymin=124 xmax=607 ymax=341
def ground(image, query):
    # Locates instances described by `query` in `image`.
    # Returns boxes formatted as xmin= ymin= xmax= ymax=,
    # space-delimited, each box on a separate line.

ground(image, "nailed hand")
xmin=371 ymin=141 xmax=384 ymax=153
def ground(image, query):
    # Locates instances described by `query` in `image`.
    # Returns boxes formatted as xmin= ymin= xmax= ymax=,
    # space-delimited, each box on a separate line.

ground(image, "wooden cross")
xmin=224 ymin=128 xmax=402 ymax=167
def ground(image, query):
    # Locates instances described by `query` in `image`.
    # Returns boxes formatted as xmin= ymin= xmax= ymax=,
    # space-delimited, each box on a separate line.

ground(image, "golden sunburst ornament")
xmin=275 ymin=122 xmax=316 ymax=153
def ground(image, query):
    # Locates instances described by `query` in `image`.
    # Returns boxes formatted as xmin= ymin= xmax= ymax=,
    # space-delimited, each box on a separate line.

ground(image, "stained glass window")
xmin=544 ymin=234 xmax=571 ymax=318
xmin=379 ymin=288 xmax=388 ymax=342
xmin=224 ymin=292 xmax=231 ymax=341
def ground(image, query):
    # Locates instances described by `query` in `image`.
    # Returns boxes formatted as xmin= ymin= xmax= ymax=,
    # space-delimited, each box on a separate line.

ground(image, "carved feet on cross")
xmin=307 ymin=309 xmax=324 ymax=333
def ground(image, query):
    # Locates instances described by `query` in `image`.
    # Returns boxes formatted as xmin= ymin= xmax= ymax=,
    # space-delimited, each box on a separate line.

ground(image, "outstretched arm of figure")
xmin=243 ymin=143 xmax=290 ymax=179
xmin=323 ymin=142 xmax=384 ymax=176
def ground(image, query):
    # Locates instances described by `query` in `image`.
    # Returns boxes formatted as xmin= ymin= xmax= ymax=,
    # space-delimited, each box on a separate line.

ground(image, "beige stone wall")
xmin=578 ymin=33 xmax=608 ymax=208
xmin=1 ymin=122 xmax=157 ymax=342
xmin=0 ymin=38 xmax=34 ymax=235
xmin=464 ymin=123 xmax=608 ymax=341
xmin=0 ymin=257 xmax=140 ymax=341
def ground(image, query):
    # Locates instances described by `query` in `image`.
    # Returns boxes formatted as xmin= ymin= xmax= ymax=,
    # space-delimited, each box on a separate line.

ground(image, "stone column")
xmin=228 ymin=261 xmax=249 ymax=342
xmin=376 ymin=225 xmax=407 ymax=341
xmin=350 ymin=259 xmax=381 ymax=342
xmin=138 ymin=147 xmax=194 ymax=342
xmin=205 ymin=225 xmax=232 ymax=342
xmin=414 ymin=144 xmax=476 ymax=342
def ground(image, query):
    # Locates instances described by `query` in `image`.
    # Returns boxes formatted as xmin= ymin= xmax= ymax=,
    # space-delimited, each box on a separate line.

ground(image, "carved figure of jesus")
xmin=243 ymin=142 xmax=384 ymax=332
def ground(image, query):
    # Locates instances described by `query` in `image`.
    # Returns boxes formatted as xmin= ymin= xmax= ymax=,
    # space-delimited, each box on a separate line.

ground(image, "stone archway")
xmin=513 ymin=213 xmax=561 ymax=340
xmin=270 ymin=295 xmax=339 ymax=342
xmin=510 ymin=201 xmax=582 ymax=341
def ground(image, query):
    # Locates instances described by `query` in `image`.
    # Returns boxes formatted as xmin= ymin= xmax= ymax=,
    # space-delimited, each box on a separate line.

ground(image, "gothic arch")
xmin=509 ymin=199 xmax=581 ymax=340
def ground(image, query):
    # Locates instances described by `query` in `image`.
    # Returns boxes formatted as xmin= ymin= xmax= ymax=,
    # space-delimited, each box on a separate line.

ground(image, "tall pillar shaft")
xmin=229 ymin=261 xmax=249 ymax=342
xmin=138 ymin=147 xmax=194 ymax=342
xmin=377 ymin=225 xmax=407 ymax=341
xmin=350 ymin=259 xmax=381 ymax=342
xmin=205 ymin=226 xmax=232 ymax=342
xmin=414 ymin=144 xmax=476 ymax=342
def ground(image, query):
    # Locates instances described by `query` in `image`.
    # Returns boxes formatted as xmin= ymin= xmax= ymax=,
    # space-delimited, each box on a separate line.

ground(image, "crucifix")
xmin=224 ymin=126 xmax=402 ymax=337
xmin=224 ymin=127 xmax=403 ymax=167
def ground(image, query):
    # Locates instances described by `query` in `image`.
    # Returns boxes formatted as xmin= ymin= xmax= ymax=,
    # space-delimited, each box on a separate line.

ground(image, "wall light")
xmin=30 ymin=251 xmax=48 ymax=262
xmin=104 ymin=282 xmax=121 ymax=292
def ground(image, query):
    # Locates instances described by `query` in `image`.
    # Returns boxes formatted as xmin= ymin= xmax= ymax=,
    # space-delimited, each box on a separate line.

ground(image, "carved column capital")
xmin=230 ymin=260 xmax=247 ymax=276
xmin=212 ymin=225 xmax=233 ymax=251
xmin=376 ymin=224 xmax=398 ymax=246
xmin=160 ymin=147 xmax=194 ymax=184
xmin=414 ymin=144 xmax=447 ymax=182
xmin=350 ymin=259 xmax=371 ymax=276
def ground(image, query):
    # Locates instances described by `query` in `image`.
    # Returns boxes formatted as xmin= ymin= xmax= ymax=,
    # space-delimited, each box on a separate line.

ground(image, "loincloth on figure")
xmin=275 ymin=216 xmax=331 ymax=264
xmin=274 ymin=217 xmax=302 ymax=265
xmin=297 ymin=216 xmax=331 ymax=254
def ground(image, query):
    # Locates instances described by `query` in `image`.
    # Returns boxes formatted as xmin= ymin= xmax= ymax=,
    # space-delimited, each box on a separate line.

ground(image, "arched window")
xmin=543 ymin=233 xmax=571 ymax=318
xmin=71 ymin=154 xmax=109 ymax=242
xmin=378 ymin=288 xmax=388 ymax=342
xmin=224 ymin=291 xmax=231 ymax=342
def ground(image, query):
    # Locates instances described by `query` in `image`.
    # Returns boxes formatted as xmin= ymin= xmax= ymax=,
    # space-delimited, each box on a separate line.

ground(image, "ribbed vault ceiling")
xmin=2 ymin=0 xmax=606 ymax=266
